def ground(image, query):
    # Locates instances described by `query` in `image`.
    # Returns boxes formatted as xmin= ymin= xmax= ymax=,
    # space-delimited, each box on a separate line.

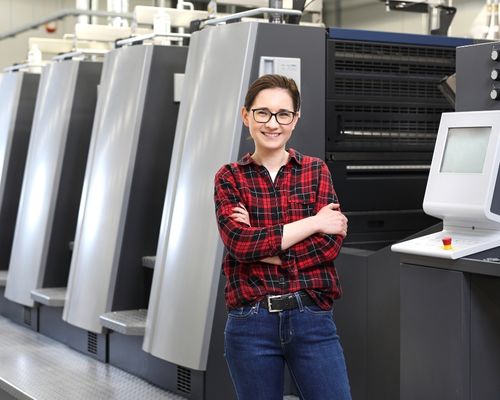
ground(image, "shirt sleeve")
xmin=214 ymin=165 xmax=284 ymax=263
xmin=287 ymin=161 xmax=344 ymax=269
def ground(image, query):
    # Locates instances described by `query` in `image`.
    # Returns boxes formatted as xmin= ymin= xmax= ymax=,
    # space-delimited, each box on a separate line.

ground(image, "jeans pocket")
xmin=304 ymin=304 xmax=333 ymax=316
xmin=227 ymin=304 xmax=258 ymax=320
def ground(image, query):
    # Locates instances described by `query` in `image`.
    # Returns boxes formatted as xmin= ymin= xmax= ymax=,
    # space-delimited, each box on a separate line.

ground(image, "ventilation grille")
xmin=335 ymin=78 xmax=445 ymax=99
xmin=343 ymin=119 xmax=438 ymax=139
xmin=334 ymin=58 xmax=453 ymax=76
xmin=87 ymin=332 xmax=98 ymax=355
xmin=23 ymin=307 xmax=31 ymax=326
xmin=177 ymin=366 xmax=191 ymax=394
xmin=335 ymin=104 xmax=447 ymax=116
xmin=334 ymin=41 xmax=455 ymax=71
xmin=327 ymin=38 xmax=456 ymax=151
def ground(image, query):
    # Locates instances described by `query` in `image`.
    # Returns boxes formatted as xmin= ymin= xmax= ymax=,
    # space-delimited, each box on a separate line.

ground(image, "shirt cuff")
xmin=267 ymin=224 xmax=283 ymax=255
xmin=279 ymin=249 xmax=295 ymax=269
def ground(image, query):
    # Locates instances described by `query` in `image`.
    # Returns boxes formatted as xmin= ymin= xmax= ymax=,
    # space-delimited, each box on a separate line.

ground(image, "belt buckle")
xmin=267 ymin=295 xmax=282 ymax=313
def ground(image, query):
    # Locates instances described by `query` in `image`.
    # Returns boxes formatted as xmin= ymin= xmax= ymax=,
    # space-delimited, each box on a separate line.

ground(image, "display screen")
xmin=440 ymin=127 xmax=491 ymax=173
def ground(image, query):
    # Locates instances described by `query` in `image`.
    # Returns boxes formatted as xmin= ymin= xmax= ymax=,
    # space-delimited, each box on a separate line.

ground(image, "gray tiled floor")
xmin=0 ymin=315 xmax=299 ymax=400
xmin=0 ymin=316 xmax=187 ymax=400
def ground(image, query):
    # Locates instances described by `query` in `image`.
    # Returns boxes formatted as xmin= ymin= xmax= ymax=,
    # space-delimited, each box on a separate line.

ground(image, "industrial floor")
xmin=0 ymin=315 xmax=298 ymax=400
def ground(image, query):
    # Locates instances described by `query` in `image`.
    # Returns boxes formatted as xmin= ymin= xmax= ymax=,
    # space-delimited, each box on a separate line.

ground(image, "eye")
xmin=277 ymin=111 xmax=293 ymax=119
xmin=255 ymin=109 xmax=270 ymax=117
xmin=277 ymin=111 xmax=294 ymax=123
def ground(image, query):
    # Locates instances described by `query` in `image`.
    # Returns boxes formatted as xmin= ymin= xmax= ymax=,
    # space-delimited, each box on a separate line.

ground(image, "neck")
xmin=252 ymin=148 xmax=289 ymax=172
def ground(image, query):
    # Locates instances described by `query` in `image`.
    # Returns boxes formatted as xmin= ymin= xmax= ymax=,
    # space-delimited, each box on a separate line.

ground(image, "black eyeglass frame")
xmin=250 ymin=108 xmax=297 ymax=125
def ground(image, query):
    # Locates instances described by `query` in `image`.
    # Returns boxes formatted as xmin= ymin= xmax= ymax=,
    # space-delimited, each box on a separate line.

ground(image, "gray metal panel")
xmin=245 ymin=24 xmax=325 ymax=159
xmin=470 ymin=274 xmax=500 ymax=400
xmin=334 ymin=249 xmax=368 ymax=400
xmin=5 ymin=62 xmax=79 ymax=307
xmin=0 ymin=271 xmax=6 ymax=287
xmin=143 ymin=22 xmax=258 ymax=371
xmin=30 ymin=287 xmax=66 ymax=307
xmin=400 ymin=264 xmax=470 ymax=400
xmin=100 ymin=309 xmax=146 ymax=335
xmin=0 ymin=72 xmax=39 ymax=273
xmin=456 ymin=42 xmax=500 ymax=112
xmin=63 ymin=46 xmax=153 ymax=333
xmin=0 ymin=73 xmax=23 ymax=216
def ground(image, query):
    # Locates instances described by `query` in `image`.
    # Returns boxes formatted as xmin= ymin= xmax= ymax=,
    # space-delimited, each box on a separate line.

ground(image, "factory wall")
xmin=0 ymin=1 xmax=493 ymax=71
xmin=0 ymin=0 xmax=155 ymax=69
xmin=331 ymin=0 xmax=487 ymax=38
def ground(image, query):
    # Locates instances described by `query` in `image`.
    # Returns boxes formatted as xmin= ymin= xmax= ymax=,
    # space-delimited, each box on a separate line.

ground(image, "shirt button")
xmin=279 ymin=277 xmax=285 ymax=285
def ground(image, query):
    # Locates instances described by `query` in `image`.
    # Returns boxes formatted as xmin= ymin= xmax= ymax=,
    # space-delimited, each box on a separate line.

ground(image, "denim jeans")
xmin=224 ymin=295 xmax=352 ymax=400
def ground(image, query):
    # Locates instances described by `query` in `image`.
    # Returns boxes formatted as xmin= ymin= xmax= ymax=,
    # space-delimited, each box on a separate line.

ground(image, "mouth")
xmin=261 ymin=132 xmax=281 ymax=138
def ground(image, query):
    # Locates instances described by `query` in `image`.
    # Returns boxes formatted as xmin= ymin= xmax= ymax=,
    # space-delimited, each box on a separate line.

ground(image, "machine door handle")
xmin=346 ymin=164 xmax=431 ymax=172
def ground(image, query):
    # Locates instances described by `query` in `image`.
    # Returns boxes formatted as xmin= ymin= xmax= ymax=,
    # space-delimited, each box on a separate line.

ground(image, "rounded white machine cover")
xmin=0 ymin=73 xmax=23 ymax=217
xmin=5 ymin=62 xmax=79 ymax=306
xmin=63 ymin=46 xmax=153 ymax=332
xmin=142 ymin=22 xmax=258 ymax=371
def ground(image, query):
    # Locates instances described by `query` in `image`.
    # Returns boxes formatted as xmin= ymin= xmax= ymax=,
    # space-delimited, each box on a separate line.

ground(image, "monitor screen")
xmin=440 ymin=126 xmax=491 ymax=173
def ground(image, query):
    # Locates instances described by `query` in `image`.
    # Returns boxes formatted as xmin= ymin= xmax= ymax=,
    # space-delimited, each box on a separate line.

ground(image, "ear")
xmin=241 ymin=106 xmax=250 ymax=127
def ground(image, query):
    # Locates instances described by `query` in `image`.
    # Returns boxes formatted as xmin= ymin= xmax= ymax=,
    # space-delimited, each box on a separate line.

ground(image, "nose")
xmin=265 ymin=115 xmax=280 ymax=128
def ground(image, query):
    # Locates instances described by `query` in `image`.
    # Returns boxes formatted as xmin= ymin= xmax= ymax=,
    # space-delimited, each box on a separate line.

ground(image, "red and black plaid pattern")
xmin=214 ymin=148 xmax=343 ymax=310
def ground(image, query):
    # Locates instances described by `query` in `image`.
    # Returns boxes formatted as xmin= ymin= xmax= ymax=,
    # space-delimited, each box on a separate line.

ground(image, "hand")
xmin=314 ymin=203 xmax=348 ymax=237
xmin=230 ymin=203 xmax=251 ymax=226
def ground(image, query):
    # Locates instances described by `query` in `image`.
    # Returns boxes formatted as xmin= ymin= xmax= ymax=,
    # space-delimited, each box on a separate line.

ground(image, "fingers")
xmin=315 ymin=206 xmax=348 ymax=236
xmin=231 ymin=216 xmax=250 ymax=226
xmin=231 ymin=203 xmax=250 ymax=226
xmin=341 ymin=216 xmax=348 ymax=236
xmin=230 ymin=213 xmax=250 ymax=226
xmin=341 ymin=218 xmax=348 ymax=238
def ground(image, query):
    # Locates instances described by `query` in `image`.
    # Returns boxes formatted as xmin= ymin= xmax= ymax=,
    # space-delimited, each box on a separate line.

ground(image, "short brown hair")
xmin=244 ymin=74 xmax=301 ymax=112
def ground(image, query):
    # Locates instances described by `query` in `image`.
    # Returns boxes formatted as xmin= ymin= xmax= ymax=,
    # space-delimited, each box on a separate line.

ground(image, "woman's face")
xmin=241 ymin=87 xmax=299 ymax=153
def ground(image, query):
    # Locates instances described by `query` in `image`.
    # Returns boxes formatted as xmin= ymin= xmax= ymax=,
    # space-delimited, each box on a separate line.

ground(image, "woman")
xmin=214 ymin=74 xmax=351 ymax=400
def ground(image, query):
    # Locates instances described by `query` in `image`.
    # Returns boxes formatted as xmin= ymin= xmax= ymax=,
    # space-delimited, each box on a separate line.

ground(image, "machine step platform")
xmin=31 ymin=287 xmax=67 ymax=307
xmin=141 ymin=256 xmax=156 ymax=269
xmin=0 ymin=270 xmax=7 ymax=287
xmin=100 ymin=309 xmax=147 ymax=335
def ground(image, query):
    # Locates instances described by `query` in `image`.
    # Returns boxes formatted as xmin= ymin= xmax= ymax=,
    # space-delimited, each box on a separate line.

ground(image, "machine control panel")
xmin=392 ymin=229 xmax=500 ymax=260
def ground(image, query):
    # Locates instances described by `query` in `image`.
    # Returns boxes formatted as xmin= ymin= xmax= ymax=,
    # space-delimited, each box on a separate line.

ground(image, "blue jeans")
xmin=224 ymin=297 xmax=352 ymax=400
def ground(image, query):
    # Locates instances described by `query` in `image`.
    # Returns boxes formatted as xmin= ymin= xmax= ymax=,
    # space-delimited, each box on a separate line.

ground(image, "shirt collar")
xmin=237 ymin=148 xmax=303 ymax=166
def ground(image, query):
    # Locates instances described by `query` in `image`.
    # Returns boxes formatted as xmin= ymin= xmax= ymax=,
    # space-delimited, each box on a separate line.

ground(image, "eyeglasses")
xmin=251 ymin=108 xmax=296 ymax=125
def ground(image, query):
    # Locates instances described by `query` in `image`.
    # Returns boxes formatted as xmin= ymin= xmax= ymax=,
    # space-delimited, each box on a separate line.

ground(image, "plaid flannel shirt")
xmin=214 ymin=148 xmax=343 ymax=310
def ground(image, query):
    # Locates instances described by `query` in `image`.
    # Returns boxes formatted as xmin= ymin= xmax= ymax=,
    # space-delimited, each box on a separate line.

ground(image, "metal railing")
xmin=0 ymin=9 xmax=133 ymax=41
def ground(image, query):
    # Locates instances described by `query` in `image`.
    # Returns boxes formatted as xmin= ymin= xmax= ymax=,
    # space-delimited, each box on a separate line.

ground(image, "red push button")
xmin=442 ymin=236 xmax=452 ymax=250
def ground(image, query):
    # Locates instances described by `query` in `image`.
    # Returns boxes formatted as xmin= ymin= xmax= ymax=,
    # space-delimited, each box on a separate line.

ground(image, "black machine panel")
xmin=326 ymin=28 xmax=473 ymax=247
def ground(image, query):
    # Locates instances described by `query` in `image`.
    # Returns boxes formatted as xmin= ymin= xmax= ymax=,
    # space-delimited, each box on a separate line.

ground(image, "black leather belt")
xmin=260 ymin=291 xmax=315 ymax=313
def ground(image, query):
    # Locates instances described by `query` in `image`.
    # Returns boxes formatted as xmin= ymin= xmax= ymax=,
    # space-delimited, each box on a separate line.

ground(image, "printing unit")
xmin=0 ymin=68 xmax=39 ymax=302
xmin=3 ymin=58 xmax=102 ymax=337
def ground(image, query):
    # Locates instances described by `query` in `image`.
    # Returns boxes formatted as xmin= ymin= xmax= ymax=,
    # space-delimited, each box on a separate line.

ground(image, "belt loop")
xmin=295 ymin=291 xmax=304 ymax=312
xmin=253 ymin=301 xmax=260 ymax=314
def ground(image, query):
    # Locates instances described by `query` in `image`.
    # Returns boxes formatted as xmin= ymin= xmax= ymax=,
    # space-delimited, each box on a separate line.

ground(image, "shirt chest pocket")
xmin=287 ymin=192 xmax=316 ymax=222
